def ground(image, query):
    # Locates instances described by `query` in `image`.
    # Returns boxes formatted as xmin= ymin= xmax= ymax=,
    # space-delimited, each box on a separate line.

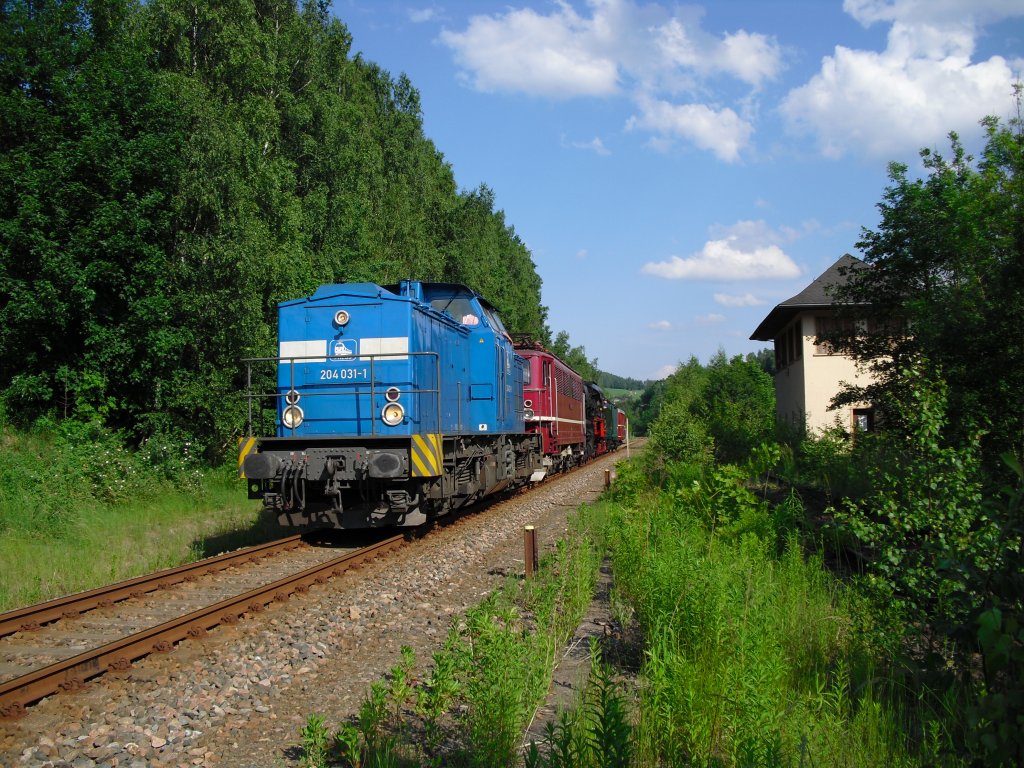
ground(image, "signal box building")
xmin=750 ymin=255 xmax=876 ymax=435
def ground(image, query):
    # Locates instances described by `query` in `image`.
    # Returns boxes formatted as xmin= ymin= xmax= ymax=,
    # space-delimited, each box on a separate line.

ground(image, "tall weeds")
xmin=608 ymin=460 xmax=947 ymax=766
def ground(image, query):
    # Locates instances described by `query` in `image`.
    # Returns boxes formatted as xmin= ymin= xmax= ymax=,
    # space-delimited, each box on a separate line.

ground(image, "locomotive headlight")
xmin=385 ymin=387 xmax=401 ymax=402
xmin=282 ymin=405 xmax=304 ymax=429
xmin=333 ymin=309 xmax=350 ymax=327
xmin=285 ymin=389 xmax=300 ymax=405
xmin=524 ymin=408 xmax=535 ymax=420
xmin=381 ymin=402 xmax=404 ymax=426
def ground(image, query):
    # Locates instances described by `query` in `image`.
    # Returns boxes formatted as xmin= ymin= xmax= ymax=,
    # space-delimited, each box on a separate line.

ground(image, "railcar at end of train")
xmin=238 ymin=280 xmax=545 ymax=530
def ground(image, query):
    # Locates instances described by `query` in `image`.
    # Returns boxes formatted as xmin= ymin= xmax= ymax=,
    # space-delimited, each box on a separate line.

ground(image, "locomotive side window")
xmin=482 ymin=306 xmax=508 ymax=335
xmin=543 ymin=361 xmax=551 ymax=387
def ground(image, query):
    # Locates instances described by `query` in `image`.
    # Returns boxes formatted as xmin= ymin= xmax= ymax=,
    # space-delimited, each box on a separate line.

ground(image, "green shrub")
xmin=647 ymin=399 xmax=714 ymax=468
xmin=834 ymin=367 xmax=994 ymax=635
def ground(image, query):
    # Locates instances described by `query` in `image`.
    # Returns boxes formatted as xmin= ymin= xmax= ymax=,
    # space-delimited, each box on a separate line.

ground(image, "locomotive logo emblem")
xmin=329 ymin=339 xmax=357 ymax=359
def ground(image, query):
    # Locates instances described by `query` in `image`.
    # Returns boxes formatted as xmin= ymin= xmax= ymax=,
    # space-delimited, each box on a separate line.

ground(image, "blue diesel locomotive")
xmin=239 ymin=280 xmax=545 ymax=528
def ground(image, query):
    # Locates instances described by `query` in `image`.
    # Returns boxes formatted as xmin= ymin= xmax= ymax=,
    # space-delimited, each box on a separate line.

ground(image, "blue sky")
xmin=332 ymin=0 xmax=1022 ymax=381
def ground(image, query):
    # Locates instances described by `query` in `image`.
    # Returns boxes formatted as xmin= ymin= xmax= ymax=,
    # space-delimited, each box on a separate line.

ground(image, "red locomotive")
xmin=513 ymin=340 xmax=626 ymax=476
xmin=514 ymin=340 xmax=587 ymax=477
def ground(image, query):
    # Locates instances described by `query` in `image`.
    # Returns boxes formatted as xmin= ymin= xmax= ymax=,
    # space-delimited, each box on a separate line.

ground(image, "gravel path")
xmin=0 ymin=452 xmax=622 ymax=767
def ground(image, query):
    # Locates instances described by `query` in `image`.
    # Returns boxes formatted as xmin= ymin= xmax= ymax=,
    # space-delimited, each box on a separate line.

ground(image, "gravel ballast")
xmin=0 ymin=452 xmax=623 ymax=767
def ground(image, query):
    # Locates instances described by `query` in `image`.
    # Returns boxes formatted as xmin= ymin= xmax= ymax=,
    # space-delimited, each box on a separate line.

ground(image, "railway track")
xmin=0 ymin=533 xmax=404 ymax=718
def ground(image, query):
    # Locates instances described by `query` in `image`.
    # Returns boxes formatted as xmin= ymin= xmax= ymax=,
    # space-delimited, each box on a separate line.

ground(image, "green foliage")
xmin=972 ymin=605 xmax=1024 ymax=765
xmin=0 ymin=455 xmax=266 ymax=610
xmin=596 ymin=371 xmax=647 ymax=392
xmin=415 ymin=651 xmax=461 ymax=754
xmin=524 ymin=642 xmax=633 ymax=768
xmin=830 ymin=108 xmax=1024 ymax=475
xmin=550 ymin=330 xmax=598 ymax=382
xmin=0 ymin=0 xmax=551 ymax=460
xmin=647 ymin=397 xmax=714 ymax=468
xmin=454 ymin=603 xmax=538 ymax=767
xmin=834 ymin=365 xmax=994 ymax=635
xmin=964 ymin=453 xmax=1024 ymax=766
xmin=698 ymin=350 xmax=776 ymax=464
xmin=639 ymin=351 xmax=774 ymax=468
xmin=300 ymin=714 xmax=330 ymax=768
xmin=304 ymin=507 xmax=604 ymax=766
xmin=0 ymin=417 xmax=208 ymax=544
xmin=784 ymin=425 xmax=877 ymax=503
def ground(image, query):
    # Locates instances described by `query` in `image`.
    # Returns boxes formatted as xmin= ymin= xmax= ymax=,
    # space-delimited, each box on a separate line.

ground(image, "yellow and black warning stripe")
xmin=410 ymin=434 xmax=442 ymax=477
xmin=237 ymin=436 xmax=258 ymax=478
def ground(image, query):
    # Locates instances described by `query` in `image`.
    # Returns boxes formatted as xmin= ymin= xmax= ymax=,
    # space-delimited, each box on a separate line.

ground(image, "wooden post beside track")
xmin=604 ymin=469 xmax=611 ymax=489
xmin=524 ymin=526 xmax=538 ymax=578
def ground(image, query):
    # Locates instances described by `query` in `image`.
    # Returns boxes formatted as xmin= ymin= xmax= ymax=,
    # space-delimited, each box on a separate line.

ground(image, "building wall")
xmin=774 ymin=354 xmax=805 ymax=429
xmin=773 ymin=313 xmax=876 ymax=435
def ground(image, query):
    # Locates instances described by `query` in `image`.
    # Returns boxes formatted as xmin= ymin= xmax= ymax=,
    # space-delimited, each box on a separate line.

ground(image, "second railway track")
xmin=0 ymin=532 xmax=404 ymax=718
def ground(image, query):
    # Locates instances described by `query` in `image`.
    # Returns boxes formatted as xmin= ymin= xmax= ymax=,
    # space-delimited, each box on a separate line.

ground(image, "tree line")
xmin=0 ymin=0 xmax=549 ymax=459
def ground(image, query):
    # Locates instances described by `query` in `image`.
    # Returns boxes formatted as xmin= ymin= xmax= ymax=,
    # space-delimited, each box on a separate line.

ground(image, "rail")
xmin=0 ymin=535 xmax=405 ymax=718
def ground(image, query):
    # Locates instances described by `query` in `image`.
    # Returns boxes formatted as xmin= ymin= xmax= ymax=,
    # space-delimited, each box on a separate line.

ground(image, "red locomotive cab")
xmin=516 ymin=341 xmax=587 ymax=474
xmin=616 ymin=409 xmax=627 ymax=445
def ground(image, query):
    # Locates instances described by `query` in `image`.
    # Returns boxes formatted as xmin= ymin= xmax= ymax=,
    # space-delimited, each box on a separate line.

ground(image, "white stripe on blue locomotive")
xmin=279 ymin=337 xmax=409 ymax=362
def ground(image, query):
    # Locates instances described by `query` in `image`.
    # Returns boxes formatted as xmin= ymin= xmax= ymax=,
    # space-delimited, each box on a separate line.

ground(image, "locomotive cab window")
xmin=482 ymin=306 xmax=508 ymax=335
xmin=431 ymin=297 xmax=479 ymax=325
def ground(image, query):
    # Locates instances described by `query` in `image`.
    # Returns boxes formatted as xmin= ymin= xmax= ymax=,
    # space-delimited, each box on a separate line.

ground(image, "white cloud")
xmin=648 ymin=320 xmax=673 ymax=330
xmin=562 ymin=135 xmax=612 ymax=155
xmin=782 ymin=1 xmax=1024 ymax=158
xmin=576 ymin=249 xmax=589 ymax=259
xmin=643 ymin=220 xmax=802 ymax=280
xmin=653 ymin=18 xmax=782 ymax=88
xmin=439 ymin=3 xmax=619 ymax=97
xmin=654 ymin=363 xmax=678 ymax=379
xmin=626 ymin=97 xmax=753 ymax=162
xmin=408 ymin=8 xmax=436 ymax=24
xmin=642 ymin=241 xmax=799 ymax=280
xmin=642 ymin=239 xmax=800 ymax=281
xmin=843 ymin=0 xmax=1022 ymax=27
xmin=718 ymin=30 xmax=784 ymax=86
xmin=714 ymin=292 xmax=764 ymax=307
xmin=439 ymin=0 xmax=782 ymax=160
xmin=697 ymin=313 xmax=727 ymax=324
xmin=707 ymin=219 xmax=799 ymax=248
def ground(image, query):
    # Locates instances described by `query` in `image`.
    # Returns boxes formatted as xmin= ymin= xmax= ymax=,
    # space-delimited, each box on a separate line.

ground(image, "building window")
xmin=774 ymin=320 xmax=803 ymax=370
xmin=853 ymin=408 xmax=874 ymax=432
xmin=814 ymin=315 xmax=858 ymax=355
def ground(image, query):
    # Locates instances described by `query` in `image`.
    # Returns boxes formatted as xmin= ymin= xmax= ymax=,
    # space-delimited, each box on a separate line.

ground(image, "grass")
xmin=602 ymin=456 xmax=960 ymax=767
xmin=0 ymin=471 xmax=271 ymax=610
xmin=0 ymin=422 xmax=273 ymax=610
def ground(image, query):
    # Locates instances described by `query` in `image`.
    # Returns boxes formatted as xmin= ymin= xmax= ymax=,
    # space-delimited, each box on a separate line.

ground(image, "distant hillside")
xmin=597 ymin=371 xmax=648 ymax=391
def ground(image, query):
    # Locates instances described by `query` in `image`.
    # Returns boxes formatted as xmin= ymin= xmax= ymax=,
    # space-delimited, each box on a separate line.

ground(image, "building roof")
xmin=749 ymin=254 xmax=863 ymax=341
